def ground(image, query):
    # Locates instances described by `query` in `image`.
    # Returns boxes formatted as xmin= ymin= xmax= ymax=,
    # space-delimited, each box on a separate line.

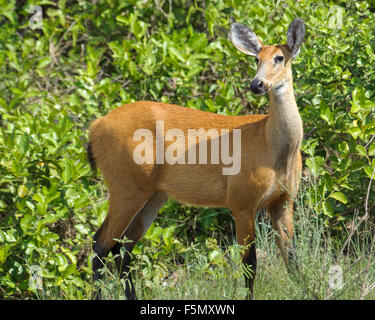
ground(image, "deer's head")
xmin=230 ymin=18 xmax=305 ymax=95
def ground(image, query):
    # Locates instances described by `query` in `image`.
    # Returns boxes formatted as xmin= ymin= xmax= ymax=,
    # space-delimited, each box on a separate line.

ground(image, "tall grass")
xmin=256 ymin=176 xmax=375 ymax=300
xmin=77 ymin=177 xmax=375 ymax=299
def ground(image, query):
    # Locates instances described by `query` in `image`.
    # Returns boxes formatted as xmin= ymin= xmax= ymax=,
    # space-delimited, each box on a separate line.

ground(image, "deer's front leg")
xmin=233 ymin=208 xmax=257 ymax=299
xmin=268 ymin=194 xmax=297 ymax=273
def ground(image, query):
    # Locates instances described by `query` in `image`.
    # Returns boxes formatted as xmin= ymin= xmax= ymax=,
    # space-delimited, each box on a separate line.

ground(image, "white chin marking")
xmin=272 ymin=82 xmax=287 ymax=95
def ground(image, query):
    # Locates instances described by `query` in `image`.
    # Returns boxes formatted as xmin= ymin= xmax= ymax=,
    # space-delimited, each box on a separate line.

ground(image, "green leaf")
xmin=322 ymin=200 xmax=334 ymax=217
xmin=56 ymin=253 xmax=68 ymax=268
xmin=188 ymin=33 xmax=208 ymax=51
xmin=37 ymin=57 xmax=51 ymax=69
xmin=18 ymin=134 xmax=29 ymax=154
xmin=33 ymin=193 xmax=45 ymax=205
xmin=320 ymin=101 xmax=333 ymax=124
xmin=74 ymin=224 xmax=89 ymax=235
xmin=20 ymin=214 xmax=33 ymax=232
xmin=18 ymin=185 xmax=28 ymax=198
xmin=64 ymin=251 xmax=77 ymax=265
xmin=364 ymin=165 xmax=375 ymax=178
xmin=0 ymin=245 xmax=11 ymax=264
xmin=116 ymin=15 xmax=128 ymax=25
xmin=356 ymin=145 xmax=367 ymax=157
xmin=330 ymin=192 xmax=348 ymax=204
xmin=62 ymin=264 xmax=78 ymax=278
xmin=369 ymin=143 xmax=375 ymax=156
xmin=72 ymin=277 xmax=84 ymax=288
xmin=63 ymin=159 xmax=72 ymax=183
xmin=306 ymin=156 xmax=325 ymax=177
xmin=348 ymin=127 xmax=361 ymax=140
xmin=169 ymin=46 xmax=185 ymax=62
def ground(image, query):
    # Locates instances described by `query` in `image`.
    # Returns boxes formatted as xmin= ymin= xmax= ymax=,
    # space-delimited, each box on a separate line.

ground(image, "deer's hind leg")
xmin=92 ymin=183 xmax=153 ymax=299
xmin=110 ymin=190 xmax=168 ymax=299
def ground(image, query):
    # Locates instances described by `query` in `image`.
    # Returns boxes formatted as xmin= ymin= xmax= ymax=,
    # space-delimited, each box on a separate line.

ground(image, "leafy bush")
xmin=0 ymin=0 xmax=374 ymax=299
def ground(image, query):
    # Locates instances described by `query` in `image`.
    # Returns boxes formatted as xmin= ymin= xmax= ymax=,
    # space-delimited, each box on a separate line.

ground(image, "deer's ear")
xmin=286 ymin=18 xmax=305 ymax=58
xmin=230 ymin=23 xmax=263 ymax=57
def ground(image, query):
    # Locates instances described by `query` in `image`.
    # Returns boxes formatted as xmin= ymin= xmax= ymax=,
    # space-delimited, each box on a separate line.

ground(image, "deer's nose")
xmin=250 ymin=78 xmax=264 ymax=94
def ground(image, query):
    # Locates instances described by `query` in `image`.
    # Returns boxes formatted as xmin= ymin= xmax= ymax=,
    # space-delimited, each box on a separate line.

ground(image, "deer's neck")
xmin=266 ymin=79 xmax=303 ymax=173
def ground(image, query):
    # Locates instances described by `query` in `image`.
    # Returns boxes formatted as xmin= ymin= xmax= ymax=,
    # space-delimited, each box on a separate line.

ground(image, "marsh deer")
xmin=88 ymin=18 xmax=305 ymax=299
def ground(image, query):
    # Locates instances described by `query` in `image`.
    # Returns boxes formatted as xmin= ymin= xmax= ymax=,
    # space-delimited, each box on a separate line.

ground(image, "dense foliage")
xmin=0 ymin=0 xmax=374 ymax=299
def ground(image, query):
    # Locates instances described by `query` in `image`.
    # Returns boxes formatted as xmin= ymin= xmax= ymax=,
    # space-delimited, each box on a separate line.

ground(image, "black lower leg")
xmin=92 ymin=229 xmax=110 ymax=300
xmin=287 ymin=237 xmax=299 ymax=275
xmin=111 ymin=241 xmax=137 ymax=300
xmin=243 ymin=242 xmax=257 ymax=300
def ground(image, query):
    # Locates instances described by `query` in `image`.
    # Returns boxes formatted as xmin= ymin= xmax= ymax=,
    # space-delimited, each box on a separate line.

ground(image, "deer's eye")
xmin=275 ymin=55 xmax=284 ymax=63
xmin=255 ymin=57 xmax=259 ymax=64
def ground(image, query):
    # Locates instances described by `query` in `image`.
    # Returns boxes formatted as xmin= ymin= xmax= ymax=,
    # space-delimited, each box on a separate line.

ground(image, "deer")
xmin=87 ymin=17 xmax=305 ymax=300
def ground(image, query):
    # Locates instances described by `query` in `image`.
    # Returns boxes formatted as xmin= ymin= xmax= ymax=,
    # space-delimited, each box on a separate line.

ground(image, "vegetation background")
xmin=0 ymin=0 xmax=374 ymax=299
